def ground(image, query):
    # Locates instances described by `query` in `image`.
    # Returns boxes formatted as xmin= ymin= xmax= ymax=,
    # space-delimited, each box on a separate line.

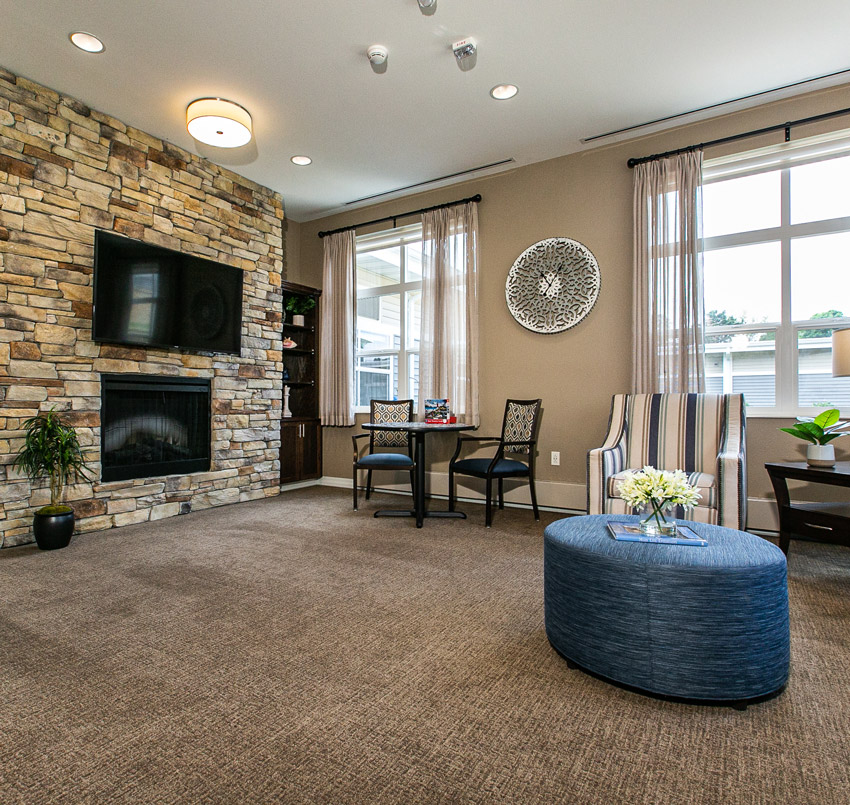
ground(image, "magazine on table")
xmin=424 ymin=398 xmax=455 ymax=423
xmin=607 ymin=520 xmax=708 ymax=547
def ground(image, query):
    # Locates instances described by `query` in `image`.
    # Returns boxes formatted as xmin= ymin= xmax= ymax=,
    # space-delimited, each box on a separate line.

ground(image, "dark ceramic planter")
xmin=33 ymin=509 xmax=75 ymax=551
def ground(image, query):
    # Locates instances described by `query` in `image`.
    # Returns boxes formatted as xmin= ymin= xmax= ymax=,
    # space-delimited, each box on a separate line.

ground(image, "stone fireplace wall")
xmin=0 ymin=68 xmax=284 ymax=547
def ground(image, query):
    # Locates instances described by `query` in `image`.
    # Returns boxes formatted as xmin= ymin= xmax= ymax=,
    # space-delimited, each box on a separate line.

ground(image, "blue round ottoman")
xmin=544 ymin=514 xmax=789 ymax=703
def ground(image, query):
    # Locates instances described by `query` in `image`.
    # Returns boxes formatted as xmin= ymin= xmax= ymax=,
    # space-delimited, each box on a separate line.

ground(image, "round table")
xmin=543 ymin=515 xmax=790 ymax=704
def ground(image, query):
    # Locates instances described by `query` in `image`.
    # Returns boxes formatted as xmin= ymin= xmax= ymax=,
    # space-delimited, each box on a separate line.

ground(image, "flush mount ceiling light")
xmin=490 ymin=84 xmax=518 ymax=100
xmin=291 ymin=155 xmax=312 ymax=166
xmin=69 ymin=31 xmax=105 ymax=53
xmin=186 ymin=98 xmax=253 ymax=148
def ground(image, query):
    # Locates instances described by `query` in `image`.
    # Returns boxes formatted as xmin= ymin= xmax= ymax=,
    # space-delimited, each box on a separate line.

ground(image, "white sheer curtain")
xmin=319 ymin=230 xmax=356 ymax=426
xmin=418 ymin=201 xmax=480 ymax=425
xmin=632 ymin=150 xmax=706 ymax=394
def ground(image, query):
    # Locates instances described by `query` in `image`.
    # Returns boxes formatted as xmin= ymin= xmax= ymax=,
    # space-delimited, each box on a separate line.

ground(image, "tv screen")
xmin=93 ymin=230 xmax=243 ymax=355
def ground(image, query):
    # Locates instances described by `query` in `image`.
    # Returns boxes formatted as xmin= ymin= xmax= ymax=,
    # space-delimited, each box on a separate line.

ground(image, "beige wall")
xmin=284 ymin=217 xmax=300 ymax=282
xmin=294 ymin=82 xmax=850 ymax=526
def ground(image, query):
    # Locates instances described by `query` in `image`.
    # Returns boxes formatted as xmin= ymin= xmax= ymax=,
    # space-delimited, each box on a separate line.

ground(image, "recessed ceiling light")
xmin=69 ymin=31 xmax=105 ymax=53
xmin=186 ymin=98 xmax=253 ymax=148
xmin=291 ymin=156 xmax=312 ymax=166
xmin=490 ymin=84 xmax=518 ymax=100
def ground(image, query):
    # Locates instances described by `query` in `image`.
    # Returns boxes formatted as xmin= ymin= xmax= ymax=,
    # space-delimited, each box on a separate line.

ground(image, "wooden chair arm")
xmin=451 ymin=435 xmax=500 ymax=465
xmin=352 ymin=432 xmax=370 ymax=460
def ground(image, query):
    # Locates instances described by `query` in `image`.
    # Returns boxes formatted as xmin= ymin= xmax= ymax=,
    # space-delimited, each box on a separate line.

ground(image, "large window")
xmin=702 ymin=131 xmax=850 ymax=415
xmin=355 ymin=224 xmax=422 ymax=410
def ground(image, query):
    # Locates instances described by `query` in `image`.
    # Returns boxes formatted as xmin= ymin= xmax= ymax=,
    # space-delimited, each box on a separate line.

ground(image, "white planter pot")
xmin=806 ymin=443 xmax=835 ymax=467
xmin=292 ymin=314 xmax=306 ymax=327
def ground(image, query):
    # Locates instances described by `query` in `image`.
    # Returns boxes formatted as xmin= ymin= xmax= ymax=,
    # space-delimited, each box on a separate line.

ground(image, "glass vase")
xmin=639 ymin=502 xmax=677 ymax=537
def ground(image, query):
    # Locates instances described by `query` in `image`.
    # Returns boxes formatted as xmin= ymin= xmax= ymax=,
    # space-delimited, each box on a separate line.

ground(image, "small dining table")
xmin=361 ymin=420 xmax=475 ymax=527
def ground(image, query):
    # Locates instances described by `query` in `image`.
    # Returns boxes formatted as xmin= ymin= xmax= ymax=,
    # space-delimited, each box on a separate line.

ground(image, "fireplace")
xmin=101 ymin=374 xmax=211 ymax=482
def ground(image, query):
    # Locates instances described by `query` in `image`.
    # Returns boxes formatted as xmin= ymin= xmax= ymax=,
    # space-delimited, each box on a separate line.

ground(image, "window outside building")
xmin=702 ymin=131 xmax=850 ymax=415
xmin=354 ymin=224 xmax=422 ymax=410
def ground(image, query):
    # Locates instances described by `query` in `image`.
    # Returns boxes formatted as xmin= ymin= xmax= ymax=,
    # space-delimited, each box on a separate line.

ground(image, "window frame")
xmin=354 ymin=224 xmax=422 ymax=413
xmin=702 ymin=133 xmax=850 ymax=418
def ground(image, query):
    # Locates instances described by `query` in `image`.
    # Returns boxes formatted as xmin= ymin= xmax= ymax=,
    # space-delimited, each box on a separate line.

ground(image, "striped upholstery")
xmin=587 ymin=394 xmax=747 ymax=529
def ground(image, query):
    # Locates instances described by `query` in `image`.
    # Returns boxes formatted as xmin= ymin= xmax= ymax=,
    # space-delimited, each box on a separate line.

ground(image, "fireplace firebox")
xmin=101 ymin=374 xmax=211 ymax=482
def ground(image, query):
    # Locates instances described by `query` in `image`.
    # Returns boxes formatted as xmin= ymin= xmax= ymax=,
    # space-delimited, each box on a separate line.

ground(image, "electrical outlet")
xmin=551 ymin=451 xmax=560 ymax=466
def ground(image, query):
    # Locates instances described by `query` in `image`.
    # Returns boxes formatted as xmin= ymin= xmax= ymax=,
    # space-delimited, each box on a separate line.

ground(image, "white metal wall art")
xmin=505 ymin=237 xmax=601 ymax=333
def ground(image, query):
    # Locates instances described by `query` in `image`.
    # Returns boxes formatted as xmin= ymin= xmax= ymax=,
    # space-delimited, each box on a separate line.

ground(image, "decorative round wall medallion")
xmin=505 ymin=237 xmax=600 ymax=334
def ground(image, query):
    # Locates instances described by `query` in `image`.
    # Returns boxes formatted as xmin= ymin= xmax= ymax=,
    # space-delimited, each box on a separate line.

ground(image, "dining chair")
xmin=448 ymin=398 xmax=542 ymax=527
xmin=352 ymin=399 xmax=416 ymax=510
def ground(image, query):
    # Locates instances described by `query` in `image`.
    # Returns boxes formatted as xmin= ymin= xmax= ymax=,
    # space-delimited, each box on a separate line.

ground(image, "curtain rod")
xmin=626 ymin=106 xmax=850 ymax=168
xmin=317 ymin=194 xmax=482 ymax=238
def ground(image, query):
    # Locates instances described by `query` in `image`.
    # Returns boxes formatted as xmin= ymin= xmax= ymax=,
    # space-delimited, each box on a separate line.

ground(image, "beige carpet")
xmin=2 ymin=487 xmax=849 ymax=804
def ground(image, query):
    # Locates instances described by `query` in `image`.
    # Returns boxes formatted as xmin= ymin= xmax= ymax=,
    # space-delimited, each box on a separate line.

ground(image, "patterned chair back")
xmin=501 ymin=399 xmax=542 ymax=455
xmin=370 ymin=399 xmax=413 ymax=450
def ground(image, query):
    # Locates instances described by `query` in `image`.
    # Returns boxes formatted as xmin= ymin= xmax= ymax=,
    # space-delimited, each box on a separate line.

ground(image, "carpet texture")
xmin=2 ymin=487 xmax=849 ymax=804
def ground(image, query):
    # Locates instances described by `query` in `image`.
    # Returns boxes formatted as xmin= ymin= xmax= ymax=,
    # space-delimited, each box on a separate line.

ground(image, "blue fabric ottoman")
xmin=544 ymin=514 xmax=789 ymax=702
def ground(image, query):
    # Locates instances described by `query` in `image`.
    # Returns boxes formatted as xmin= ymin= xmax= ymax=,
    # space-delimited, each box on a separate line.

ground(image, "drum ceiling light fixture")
xmin=186 ymin=98 xmax=253 ymax=148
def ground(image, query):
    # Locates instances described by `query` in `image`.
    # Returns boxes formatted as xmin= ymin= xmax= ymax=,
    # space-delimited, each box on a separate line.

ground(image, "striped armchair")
xmin=587 ymin=393 xmax=747 ymax=530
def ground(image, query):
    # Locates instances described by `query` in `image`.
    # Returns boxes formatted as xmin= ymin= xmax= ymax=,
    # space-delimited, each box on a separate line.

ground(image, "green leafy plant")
xmin=12 ymin=410 xmax=91 ymax=515
xmin=285 ymin=295 xmax=317 ymax=316
xmin=779 ymin=408 xmax=850 ymax=445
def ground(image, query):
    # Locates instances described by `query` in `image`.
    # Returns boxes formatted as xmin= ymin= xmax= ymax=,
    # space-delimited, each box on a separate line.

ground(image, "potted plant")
xmin=12 ymin=409 xmax=91 ymax=550
xmin=284 ymin=295 xmax=317 ymax=327
xmin=779 ymin=408 xmax=849 ymax=467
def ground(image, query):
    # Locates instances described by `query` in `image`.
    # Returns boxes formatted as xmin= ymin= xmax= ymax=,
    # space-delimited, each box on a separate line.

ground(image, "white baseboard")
xmin=286 ymin=473 xmax=782 ymax=533
xmin=746 ymin=497 xmax=780 ymax=533
xmin=322 ymin=473 xmax=586 ymax=515
xmin=280 ymin=479 xmax=328 ymax=492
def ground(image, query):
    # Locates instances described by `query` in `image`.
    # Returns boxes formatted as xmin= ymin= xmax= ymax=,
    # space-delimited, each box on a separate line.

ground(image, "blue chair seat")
xmin=452 ymin=457 xmax=529 ymax=476
xmin=356 ymin=452 xmax=414 ymax=468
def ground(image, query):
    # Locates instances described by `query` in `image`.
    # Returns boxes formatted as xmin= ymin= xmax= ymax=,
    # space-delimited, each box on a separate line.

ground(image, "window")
xmin=355 ymin=224 xmax=422 ymax=410
xmin=702 ymin=131 xmax=850 ymax=416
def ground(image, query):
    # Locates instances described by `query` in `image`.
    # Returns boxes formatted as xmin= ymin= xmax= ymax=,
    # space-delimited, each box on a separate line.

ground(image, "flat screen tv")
xmin=93 ymin=230 xmax=243 ymax=355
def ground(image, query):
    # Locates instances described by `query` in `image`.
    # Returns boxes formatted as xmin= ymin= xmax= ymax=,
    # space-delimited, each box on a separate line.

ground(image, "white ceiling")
xmin=2 ymin=0 xmax=850 ymax=221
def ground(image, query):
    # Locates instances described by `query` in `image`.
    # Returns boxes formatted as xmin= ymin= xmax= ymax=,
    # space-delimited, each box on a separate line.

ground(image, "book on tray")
xmin=606 ymin=520 xmax=708 ymax=547
xmin=424 ymin=398 xmax=455 ymax=423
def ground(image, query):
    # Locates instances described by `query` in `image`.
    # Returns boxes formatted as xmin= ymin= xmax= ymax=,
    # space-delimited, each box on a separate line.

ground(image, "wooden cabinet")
xmin=280 ymin=419 xmax=322 ymax=483
xmin=280 ymin=281 xmax=322 ymax=483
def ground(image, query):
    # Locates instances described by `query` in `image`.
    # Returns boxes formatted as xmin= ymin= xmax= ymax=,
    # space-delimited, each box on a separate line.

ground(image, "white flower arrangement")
xmin=616 ymin=466 xmax=701 ymax=528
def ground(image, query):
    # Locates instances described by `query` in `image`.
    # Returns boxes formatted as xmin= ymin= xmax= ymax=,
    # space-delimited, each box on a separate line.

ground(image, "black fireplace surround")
xmin=101 ymin=374 xmax=211 ymax=482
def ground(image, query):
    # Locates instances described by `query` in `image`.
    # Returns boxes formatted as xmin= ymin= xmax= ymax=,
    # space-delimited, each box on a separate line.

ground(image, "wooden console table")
xmin=765 ymin=462 xmax=850 ymax=555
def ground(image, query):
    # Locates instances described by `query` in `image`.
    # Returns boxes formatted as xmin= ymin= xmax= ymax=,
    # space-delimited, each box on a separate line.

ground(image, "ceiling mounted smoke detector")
xmin=367 ymin=45 xmax=388 ymax=66
xmin=186 ymin=98 xmax=253 ymax=148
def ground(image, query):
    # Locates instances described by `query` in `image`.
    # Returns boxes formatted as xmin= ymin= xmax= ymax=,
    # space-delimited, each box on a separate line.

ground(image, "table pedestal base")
xmin=360 ymin=422 xmax=476 ymax=528
xmin=374 ymin=509 xmax=467 ymax=528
